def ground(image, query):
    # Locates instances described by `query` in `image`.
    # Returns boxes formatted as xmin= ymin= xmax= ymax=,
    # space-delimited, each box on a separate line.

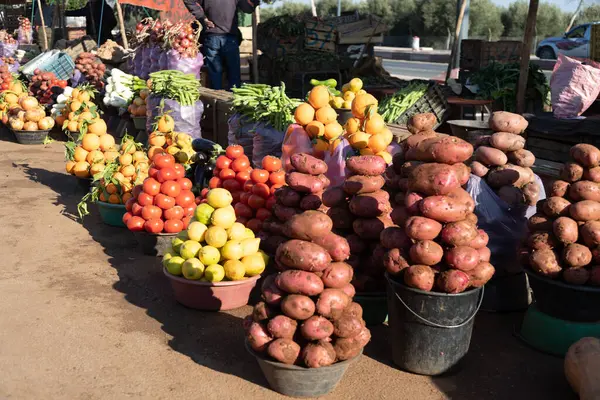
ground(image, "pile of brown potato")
xmin=523 ymin=144 xmax=600 ymax=285
xmin=247 ymin=154 xmax=370 ymax=368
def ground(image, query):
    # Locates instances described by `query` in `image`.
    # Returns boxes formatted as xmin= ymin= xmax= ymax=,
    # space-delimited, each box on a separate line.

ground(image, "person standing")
xmin=182 ymin=0 xmax=259 ymax=90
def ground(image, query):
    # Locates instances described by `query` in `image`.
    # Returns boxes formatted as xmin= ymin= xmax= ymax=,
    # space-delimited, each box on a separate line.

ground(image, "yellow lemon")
xmin=204 ymin=264 xmax=225 ymax=282
xmin=242 ymin=253 xmax=266 ymax=277
xmin=211 ymin=206 xmax=236 ymax=229
xmin=227 ymin=222 xmax=247 ymax=240
xmin=199 ymin=246 xmax=221 ymax=266
xmin=205 ymin=226 xmax=228 ymax=248
xmin=221 ymin=240 xmax=244 ymax=260
xmin=206 ymin=188 xmax=233 ymax=208
xmin=182 ymin=258 xmax=205 ymax=280
xmin=241 ymin=238 xmax=261 ymax=257
xmin=223 ymin=260 xmax=246 ymax=281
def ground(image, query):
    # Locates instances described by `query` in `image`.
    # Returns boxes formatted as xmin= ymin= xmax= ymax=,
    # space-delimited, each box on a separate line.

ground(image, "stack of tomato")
xmin=123 ymin=153 xmax=196 ymax=234
xmin=199 ymin=145 xmax=284 ymax=233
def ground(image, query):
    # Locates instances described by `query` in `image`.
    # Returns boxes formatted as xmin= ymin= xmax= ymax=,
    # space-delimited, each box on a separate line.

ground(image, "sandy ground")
xmin=0 ymin=131 xmax=576 ymax=400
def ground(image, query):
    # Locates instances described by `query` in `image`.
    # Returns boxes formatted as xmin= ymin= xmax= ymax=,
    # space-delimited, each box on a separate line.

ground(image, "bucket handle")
xmin=393 ymin=287 xmax=484 ymax=329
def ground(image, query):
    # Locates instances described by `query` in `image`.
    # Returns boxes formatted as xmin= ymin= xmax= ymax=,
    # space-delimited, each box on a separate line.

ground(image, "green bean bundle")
xmin=379 ymin=82 xmax=428 ymax=123
xmin=148 ymin=70 xmax=201 ymax=106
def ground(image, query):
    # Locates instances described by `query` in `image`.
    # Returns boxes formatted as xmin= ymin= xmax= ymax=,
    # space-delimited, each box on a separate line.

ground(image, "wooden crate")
xmin=198 ymin=87 xmax=233 ymax=146
xmin=460 ymin=39 xmax=484 ymax=70
xmin=305 ymin=38 xmax=336 ymax=53
xmin=460 ymin=40 xmax=522 ymax=71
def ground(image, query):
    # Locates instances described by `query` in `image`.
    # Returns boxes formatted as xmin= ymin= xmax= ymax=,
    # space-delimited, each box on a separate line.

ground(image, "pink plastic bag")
xmin=323 ymin=138 xmax=354 ymax=187
xmin=281 ymin=124 xmax=312 ymax=172
xmin=551 ymin=54 xmax=600 ymax=118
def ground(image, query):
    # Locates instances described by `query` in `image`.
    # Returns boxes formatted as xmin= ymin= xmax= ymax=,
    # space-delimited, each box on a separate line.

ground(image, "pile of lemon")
xmin=330 ymin=78 xmax=366 ymax=110
xmin=163 ymin=188 xmax=267 ymax=282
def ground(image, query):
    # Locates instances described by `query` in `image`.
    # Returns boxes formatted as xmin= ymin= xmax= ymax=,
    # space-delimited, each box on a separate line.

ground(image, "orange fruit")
xmin=360 ymin=148 xmax=375 ymax=155
xmin=73 ymin=146 xmax=88 ymax=162
xmin=329 ymin=138 xmax=342 ymax=153
xmin=65 ymin=160 xmax=76 ymax=174
xmin=88 ymin=119 xmax=107 ymax=135
xmin=308 ymin=86 xmax=330 ymax=110
xmin=368 ymin=133 xmax=388 ymax=153
xmin=86 ymin=150 xmax=105 ymax=165
xmin=104 ymin=151 xmax=119 ymax=162
xmin=121 ymin=164 xmax=136 ymax=177
xmin=99 ymin=134 xmax=115 ymax=151
xmin=108 ymin=194 xmax=121 ymax=204
xmin=148 ymin=132 xmax=166 ymax=147
xmin=157 ymin=115 xmax=175 ymax=133
xmin=294 ymin=103 xmax=315 ymax=126
xmin=99 ymin=192 xmax=107 ymax=202
xmin=380 ymin=128 xmax=393 ymax=146
xmin=105 ymin=183 xmax=118 ymax=194
xmin=323 ymin=122 xmax=343 ymax=141
xmin=67 ymin=120 xmax=78 ymax=133
xmin=73 ymin=161 xmax=90 ymax=178
xmin=69 ymin=100 xmax=82 ymax=112
xmin=315 ymin=106 xmax=337 ymax=125
xmin=313 ymin=138 xmax=329 ymax=153
xmin=81 ymin=134 xmax=100 ymax=151
xmin=345 ymin=117 xmax=361 ymax=135
xmin=122 ymin=192 xmax=133 ymax=202
xmin=78 ymin=111 xmax=93 ymax=121
xmin=365 ymin=113 xmax=385 ymax=135
xmin=348 ymin=132 xmax=370 ymax=149
xmin=351 ymin=93 xmax=378 ymax=119
xmin=306 ymin=121 xmax=325 ymax=139
xmin=119 ymin=153 xmax=133 ymax=166
xmin=132 ymin=151 xmax=147 ymax=163
xmin=377 ymin=151 xmax=392 ymax=164
xmin=148 ymin=146 xmax=166 ymax=160
xmin=121 ymin=139 xmax=136 ymax=154
xmin=90 ymin=163 xmax=105 ymax=176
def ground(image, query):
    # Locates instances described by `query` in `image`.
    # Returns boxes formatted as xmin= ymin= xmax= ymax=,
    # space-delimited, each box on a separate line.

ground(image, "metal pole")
xmin=337 ymin=0 xmax=341 ymax=17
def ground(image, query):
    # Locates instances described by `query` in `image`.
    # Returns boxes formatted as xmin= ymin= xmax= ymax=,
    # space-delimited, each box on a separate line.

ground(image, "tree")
xmin=260 ymin=1 xmax=310 ymax=21
xmin=360 ymin=0 xmax=417 ymax=33
xmin=316 ymin=0 xmax=357 ymax=18
xmin=469 ymin=0 xmax=504 ymax=39
xmin=576 ymin=4 xmax=600 ymax=25
xmin=501 ymin=1 xmax=569 ymax=38
xmin=420 ymin=0 xmax=456 ymax=38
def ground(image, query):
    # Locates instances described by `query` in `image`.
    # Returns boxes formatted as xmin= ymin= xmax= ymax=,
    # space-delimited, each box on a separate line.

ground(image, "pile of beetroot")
xmin=523 ymin=143 xmax=600 ymax=286
xmin=383 ymin=113 xmax=495 ymax=293
xmin=247 ymin=154 xmax=370 ymax=368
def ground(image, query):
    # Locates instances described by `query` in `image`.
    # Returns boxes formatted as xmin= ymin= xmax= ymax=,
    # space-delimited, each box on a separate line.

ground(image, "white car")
xmin=536 ymin=22 xmax=600 ymax=60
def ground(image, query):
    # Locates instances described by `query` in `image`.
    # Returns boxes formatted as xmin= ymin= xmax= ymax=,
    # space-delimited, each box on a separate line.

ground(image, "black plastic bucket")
xmin=386 ymin=272 xmax=483 ymax=376
xmin=481 ymin=272 xmax=531 ymax=312
xmin=12 ymin=129 xmax=51 ymax=145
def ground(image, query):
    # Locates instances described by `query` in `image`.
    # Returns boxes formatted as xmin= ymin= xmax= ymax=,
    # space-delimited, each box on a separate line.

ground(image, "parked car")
xmin=536 ymin=22 xmax=600 ymax=60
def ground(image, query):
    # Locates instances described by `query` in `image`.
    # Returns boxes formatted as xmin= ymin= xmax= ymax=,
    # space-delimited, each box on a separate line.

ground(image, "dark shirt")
xmin=182 ymin=0 xmax=258 ymax=36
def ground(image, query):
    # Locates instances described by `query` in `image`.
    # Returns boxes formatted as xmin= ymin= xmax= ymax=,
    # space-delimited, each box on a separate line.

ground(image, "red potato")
xmin=543 ymin=197 xmax=572 ymax=218
xmin=397 ymin=177 xmax=409 ymax=192
xmin=407 ymin=112 xmax=436 ymax=134
xmin=322 ymin=187 xmax=347 ymax=207
xmin=273 ymin=204 xmax=301 ymax=221
xmin=380 ymin=226 xmax=412 ymax=249
xmin=321 ymin=262 xmax=354 ymax=288
xmin=349 ymin=190 xmax=391 ymax=218
xmin=300 ymin=316 xmax=334 ymax=340
xmin=340 ymin=283 xmax=356 ymax=298
xmin=581 ymin=221 xmax=600 ymax=247
xmin=252 ymin=302 xmax=275 ymax=322
xmin=569 ymin=181 xmax=600 ymax=202
xmin=475 ymin=135 xmax=492 ymax=147
xmin=364 ymin=244 xmax=387 ymax=278
xmin=284 ymin=211 xmax=333 ymax=241
xmin=445 ymin=246 xmax=480 ymax=271
xmin=267 ymin=339 xmax=301 ymax=365
xmin=275 ymin=187 xmax=302 ymax=207
xmin=560 ymin=162 xmax=584 ymax=183
xmin=563 ymin=268 xmax=591 ymax=285
xmin=553 ymin=217 xmax=579 ymax=244
xmin=343 ymin=175 xmax=386 ymax=195
xmin=570 ymin=200 xmax=600 ymax=221
xmin=276 ymin=240 xmax=332 ymax=272
xmin=562 ymin=243 xmax=592 ymax=268
xmin=281 ymin=294 xmax=316 ymax=320
xmin=247 ymin=322 xmax=273 ymax=352
xmin=408 ymin=163 xmax=461 ymax=196
xmin=528 ymin=213 xmax=554 ymax=232
xmin=403 ymin=264 xmax=435 ymax=291
xmin=346 ymin=233 xmax=366 ymax=254
xmin=327 ymin=206 xmax=354 ymax=230
xmin=312 ymin=232 xmax=350 ymax=262
xmin=400 ymin=161 xmax=424 ymax=177
xmin=409 ymin=240 xmax=444 ymax=266
xmin=261 ymin=234 xmax=287 ymax=254
xmin=475 ymin=146 xmax=508 ymax=167
xmin=333 ymin=314 xmax=364 ymax=338
xmin=584 ymin=167 xmax=600 ymax=183
xmin=333 ymin=327 xmax=371 ymax=361
xmin=570 ymin=144 xmax=600 ymax=168
xmin=345 ymin=302 xmax=364 ymax=319
xmin=302 ymin=340 xmax=337 ymax=368
xmin=529 ymin=249 xmax=562 ymax=278
xmin=465 ymin=213 xmax=478 ymax=225
xmin=316 ymin=289 xmax=351 ymax=319
xmin=353 ymin=215 xmax=394 ymax=240
xmin=262 ymin=275 xmax=284 ymax=305
xmin=419 ymin=188 xmax=475 ymax=223
xmin=441 ymin=220 xmax=478 ymax=246
xmin=490 ymin=132 xmax=526 ymax=152
xmin=550 ymin=180 xmax=570 ymax=198
xmin=470 ymin=161 xmax=489 ymax=177
xmin=404 ymin=130 xmax=438 ymax=150
xmin=488 ymin=111 xmax=528 ymax=134
xmin=527 ymin=231 xmax=558 ymax=250
xmin=275 ymin=270 xmax=324 ymax=296
xmin=300 ymin=192 xmax=323 ymax=210
xmin=498 ymin=185 xmax=525 ymax=206
xmin=405 ymin=191 xmax=424 ymax=215
xmin=384 ymin=248 xmax=411 ymax=275
xmin=436 ymin=269 xmax=470 ymax=294
xmin=410 ymin=136 xmax=474 ymax=164
xmin=346 ymin=155 xmax=387 ymax=176
xmin=468 ymin=262 xmax=495 ymax=287
xmin=405 ymin=216 xmax=443 ymax=241
xmin=267 ymin=315 xmax=298 ymax=339
xmin=286 ymin=172 xmax=326 ymax=193
xmin=390 ymin=205 xmax=410 ymax=226
xmin=590 ymin=266 xmax=600 ymax=286
xmin=468 ymin=229 xmax=489 ymax=249
xmin=290 ymin=153 xmax=328 ymax=175
xmin=507 ymin=149 xmax=536 ymax=168
xmin=522 ymin=182 xmax=540 ymax=206
xmin=487 ymin=164 xmax=534 ymax=188
xmin=477 ymin=247 xmax=491 ymax=262
xmin=454 ymin=163 xmax=471 ymax=186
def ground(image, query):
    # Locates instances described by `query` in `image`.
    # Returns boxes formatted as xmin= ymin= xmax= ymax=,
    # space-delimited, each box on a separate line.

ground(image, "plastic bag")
xmin=17 ymin=27 xmax=32 ymax=44
xmin=252 ymin=123 xmax=285 ymax=168
xmin=227 ymin=113 xmax=255 ymax=159
xmin=71 ymin=69 xmax=86 ymax=87
xmin=0 ymin=42 xmax=18 ymax=58
xmin=466 ymin=174 xmax=546 ymax=276
xmin=551 ymin=54 xmax=600 ymax=119
xmin=149 ymin=46 xmax=163 ymax=74
xmin=281 ymin=124 xmax=313 ymax=172
xmin=133 ymin=45 xmax=144 ymax=76
xmin=163 ymin=50 xmax=204 ymax=79
xmin=323 ymin=138 xmax=354 ymax=187
xmin=146 ymin=95 xmax=204 ymax=138
xmin=140 ymin=45 xmax=153 ymax=79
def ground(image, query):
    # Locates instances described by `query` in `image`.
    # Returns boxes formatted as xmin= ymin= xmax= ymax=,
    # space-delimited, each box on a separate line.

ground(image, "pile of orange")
xmin=128 ymin=89 xmax=148 ymax=117
xmin=55 ymin=86 xmax=107 ymax=138
xmin=147 ymin=114 xmax=195 ymax=164
xmin=1 ymin=94 xmax=55 ymax=131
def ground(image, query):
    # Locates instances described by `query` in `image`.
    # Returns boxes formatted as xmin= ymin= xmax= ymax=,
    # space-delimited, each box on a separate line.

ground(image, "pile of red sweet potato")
xmin=522 ymin=144 xmax=600 ymax=285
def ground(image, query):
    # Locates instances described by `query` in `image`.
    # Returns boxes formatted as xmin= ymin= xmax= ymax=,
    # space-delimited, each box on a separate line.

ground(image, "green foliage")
xmin=576 ymin=5 xmax=600 ymax=26
xmin=501 ymin=0 xmax=569 ymax=38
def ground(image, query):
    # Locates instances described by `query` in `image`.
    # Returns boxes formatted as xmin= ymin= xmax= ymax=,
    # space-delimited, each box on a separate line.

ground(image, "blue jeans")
xmin=203 ymin=34 xmax=241 ymax=90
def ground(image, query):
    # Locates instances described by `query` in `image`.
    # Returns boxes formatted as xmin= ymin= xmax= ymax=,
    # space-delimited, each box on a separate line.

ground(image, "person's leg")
xmin=222 ymin=35 xmax=241 ymax=90
xmin=203 ymin=35 xmax=224 ymax=90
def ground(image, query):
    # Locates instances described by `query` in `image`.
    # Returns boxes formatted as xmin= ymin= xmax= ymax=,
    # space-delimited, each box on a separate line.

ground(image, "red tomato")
xmin=236 ymin=170 xmax=251 ymax=185
xmin=255 ymin=208 xmax=272 ymax=221
xmin=216 ymin=155 xmax=232 ymax=169
xmin=178 ymin=178 xmax=193 ymax=191
xmin=251 ymin=169 xmax=269 ymax=184
xmin=131 ymin=202 xmax=143 ymax=216
xmin=231 ymin=157 xmax=250 ymax=172
xmin=270 ymin=184 xmax=284 ymax=195
xmin=173 ymin=164 xmax=186 ymax=179
xmin=122 ymin=212 xmax=133 ymax=224
xmin=220 ymin=168 xmax=236 ymax=180
xmin=200 ymin=188 xmax=209 ymax=197
xmin=240 ymin=192 xmax=251 ymax=205
xmin=226 ymin=145 xmax=244 ymax=159
xmin=262 ymin=156 xmax=282 ymax=172
xmin=184 ymin=205 xmax=196 ymax=216
xmin=153 ymin=154 xmax=176 ymax=169
xmin=144 ymin=218 xmax=164 ymax=233
xmin=143 ymin=178 xmax=161 ymax=196
xmin=164 ymin=219 xmax=183 ymax=233
xmin=222 ymin=178 xmax=242 ymax=193
xmin=248 ymin=194 xmax=266 ymax=209
xmin=265 ymin=195 xmax=276 ymax=210
xmin=182 ymin=215 xmax=192 ymax=229
xmin=195 ymin=196 xmax=202 ymax=205
xmin=125 ymin=197 xmax=136 ymax=212
xmin=209 ymin=177 xmax=222 ymax=189
xmin=176 ymin=190 xmax=195 ymax=207
xmin=138 ymin=193 xmax=154 ymax=207
xmin=212 ymin=168 xmax=221 ymax=178
xmin=246 ymin=218 xmax=263 ymax=233
xmin=161 ymin=180 xmax=182 ymax=198
xmin=156 ymin=167 xmax=176 ymax=183
xmin=236 ymin=216 xmax=248 ymax=225
xmin=127 ymin=216 xmax=145 ymax=231
xmin=148 ymin=167 xmax=160 ymax=179
xmin=252 ymin=183 xmax=270 ymax=198
xmin=154 ymin=193 xmax=176 ymax=210
xmin=132 ymin=184 xmax=143 ymax=199
xmin=230 ymin=190 xmax=242 ymax=203
xmin=243 ymin=180 xmax=254 ymax=192
xmin=164 ymin=205 xmax=184 ymax=220
xmin=269 ymin=170 xmax=285 ymax=185
xmin=141 ymin=205 xmax=163 ymax=221
xmin=234 ymin=202 xmax=254 ymax=218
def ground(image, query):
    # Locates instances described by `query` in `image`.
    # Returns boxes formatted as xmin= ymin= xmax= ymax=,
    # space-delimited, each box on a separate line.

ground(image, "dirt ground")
xmin=0 ymin=132 xmax=576 ymax=400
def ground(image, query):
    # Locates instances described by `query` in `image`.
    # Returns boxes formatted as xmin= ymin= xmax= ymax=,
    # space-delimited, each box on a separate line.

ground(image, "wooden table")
xmin=447 ymin=97 xmax=493 ymax=120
